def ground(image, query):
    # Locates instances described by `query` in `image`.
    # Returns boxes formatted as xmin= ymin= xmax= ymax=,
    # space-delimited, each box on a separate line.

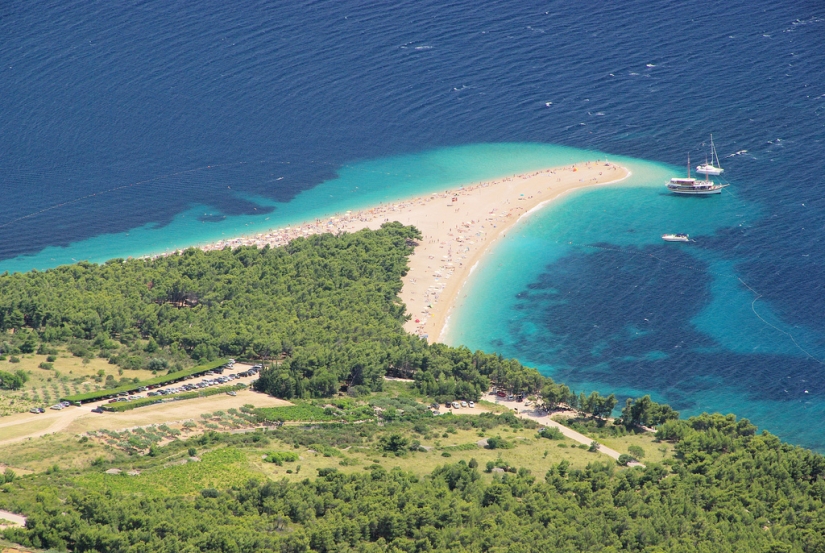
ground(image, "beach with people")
xmin=155 ymin=160 xmax=630 ymax=342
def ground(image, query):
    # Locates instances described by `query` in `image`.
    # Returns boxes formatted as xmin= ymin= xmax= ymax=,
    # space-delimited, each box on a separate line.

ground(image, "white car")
xmin=468 ymin=401 xmax=475 ymax=408
xmin=451 ymin=401 xmax=460 ymax=409
xmin=460 ymin=401 xmax=468 ymax=408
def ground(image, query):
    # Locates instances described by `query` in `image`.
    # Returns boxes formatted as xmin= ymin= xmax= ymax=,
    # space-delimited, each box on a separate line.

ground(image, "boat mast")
xmin=687 ymin=152 xmax=690 ymax=178
xmin=710 ymin=134 xmax=719 ymax=168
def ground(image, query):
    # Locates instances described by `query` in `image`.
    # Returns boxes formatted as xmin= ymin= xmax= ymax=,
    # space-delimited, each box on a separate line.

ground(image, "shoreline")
xmin=150 ymin=160 xmax=631 ymax=342
xmin=434 ymin=167 xmax=632 ymax=342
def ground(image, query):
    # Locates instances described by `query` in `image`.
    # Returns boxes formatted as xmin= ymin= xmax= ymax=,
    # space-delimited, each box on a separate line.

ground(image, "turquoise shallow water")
xmin=444 ymin=155 xmax=825 ymax=450
xmin=3 ymin=141 xmax=824 ymax=450
xmin=3 ymin=0 xmax=824 ymax=450
xmin=0 ymin=143 xmax=606 ymax=274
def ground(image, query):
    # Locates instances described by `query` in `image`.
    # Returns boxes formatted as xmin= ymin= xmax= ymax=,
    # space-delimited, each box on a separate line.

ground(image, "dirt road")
xmin=0 ymin=365 xmax=283 ymax=447
xmin=0 ymin=509 xmax=25 ymax=527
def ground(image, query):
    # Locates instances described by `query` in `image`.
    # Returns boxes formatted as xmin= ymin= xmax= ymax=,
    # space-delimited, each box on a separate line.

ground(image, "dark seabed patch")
xmin=509 ymin=244 xmax=825 ymax=410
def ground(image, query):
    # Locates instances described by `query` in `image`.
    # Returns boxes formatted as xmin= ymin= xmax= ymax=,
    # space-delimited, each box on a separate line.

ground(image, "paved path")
xmin=0 ymin=509 xmax=26 ymax=527
xmin=483 ymin=394 xmax=644 ymax=467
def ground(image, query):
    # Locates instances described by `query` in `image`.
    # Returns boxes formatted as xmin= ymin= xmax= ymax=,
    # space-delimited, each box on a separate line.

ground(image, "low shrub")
xmin=485 ymin=436 xmax=514 ymax=450
xmin=537 ymin=426 xmax=564 ymax=440
xmin=265 ymin=451 xmax=299 ymax=466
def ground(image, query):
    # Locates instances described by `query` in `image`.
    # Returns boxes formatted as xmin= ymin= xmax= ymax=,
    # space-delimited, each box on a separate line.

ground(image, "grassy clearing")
xmin=254 ymin=422 xmax=612 ymax=484
xmin=75 ymin=447 xmax=259 ymax=498
xmin=0 ymin=384 xmax=673 ymax=508
xmin=0 ymin=348 xmax=155 ymax=416
xmin=597 ymin=432 xmax=676 ymax=461
xmin=548 ymin=414 xmax=676 ymax=461
xmin=477 ymin=399 xmax=510 ymax=413
xmin=0 ymin=418 xmax=55 ymax=443
xmin=0 ymin=433 xmax=111 ymax=473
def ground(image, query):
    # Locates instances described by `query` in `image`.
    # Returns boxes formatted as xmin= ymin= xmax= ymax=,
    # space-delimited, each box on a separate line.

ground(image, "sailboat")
xmin=696 ymin=134 xmax=724 ymax=175
xmin=666 ymin=153 xmax=728 ymax=195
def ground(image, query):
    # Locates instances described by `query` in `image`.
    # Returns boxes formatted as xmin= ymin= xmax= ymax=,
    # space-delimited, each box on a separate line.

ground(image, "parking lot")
xmin=37 ymin=362 xmax=262 ymax=414
xmin=0 ymin=365 xmax=288 ymax=448
xmin=102 ymin=362 xmax=260 ymax=406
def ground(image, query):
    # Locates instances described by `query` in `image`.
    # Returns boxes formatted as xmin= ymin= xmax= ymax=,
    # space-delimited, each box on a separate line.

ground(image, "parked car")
xmin=468 ymin=401 xmax=475 ymax=408
xmin=108 ymin=399 xmax=118 ymax=404
xmin=496 ymin=390 xmax=507 ymax=398
xmin=37 ymin=407 xmax=45 ymax=413
xmin=30 ymin=407 xmax=40 ymax=414
xmin=60 ymin=401 xmax=71 ymax=407
xmin=460 ymin=401 xmax=468 ymax=408
xmin=452 ymin=401 xmax=460 ymax=409
xmin=91 ymin=407 xmax=104 ymax=413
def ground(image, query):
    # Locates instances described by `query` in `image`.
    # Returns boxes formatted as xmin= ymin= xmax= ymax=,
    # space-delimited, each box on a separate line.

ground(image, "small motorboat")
xmin=662 ymin=233 xmax=690 ymax=242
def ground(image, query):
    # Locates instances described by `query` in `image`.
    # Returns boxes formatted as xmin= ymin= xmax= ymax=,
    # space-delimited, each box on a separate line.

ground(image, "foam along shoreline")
xmin=163 ymin=160 xmax=629 ymax=342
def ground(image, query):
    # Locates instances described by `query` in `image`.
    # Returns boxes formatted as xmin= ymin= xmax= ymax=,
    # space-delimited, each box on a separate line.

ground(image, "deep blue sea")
xmin=1 ymin=1 xmax=824 ymax=448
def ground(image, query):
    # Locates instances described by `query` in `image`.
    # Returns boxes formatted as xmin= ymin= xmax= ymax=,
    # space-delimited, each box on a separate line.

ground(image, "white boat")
xmin=662 ymin=233 xmax=690 ymax=242
xmin=667 ymin=154 xmax=728 ymax=195
xmin=696 ymin=134 xmax=724 ymax=175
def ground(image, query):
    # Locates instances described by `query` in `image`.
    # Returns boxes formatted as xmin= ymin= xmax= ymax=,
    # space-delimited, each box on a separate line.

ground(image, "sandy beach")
xmin=167 ymin=160 xmax=630 ymax=342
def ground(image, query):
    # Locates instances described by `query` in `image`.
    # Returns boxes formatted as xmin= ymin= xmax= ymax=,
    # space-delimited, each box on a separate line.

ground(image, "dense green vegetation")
xmin=1 ymin=224 xmax=420 ymax=390
xmin=0 ymin=223 xmax=568 ymax=404
xmin=1 ymin=224 xmax=823 ymax=552
xmin=2 ymin=411 xmax=824 ymax=552
xmin=0 ymin=368 xmax=28 ymax=390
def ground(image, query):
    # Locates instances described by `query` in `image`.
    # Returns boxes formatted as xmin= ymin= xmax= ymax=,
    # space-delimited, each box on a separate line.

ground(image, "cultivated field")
xmin=0 ymin=348 xmax=155 ymax=417
xmin=0 ymin=364 xmax=287 ymax=452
